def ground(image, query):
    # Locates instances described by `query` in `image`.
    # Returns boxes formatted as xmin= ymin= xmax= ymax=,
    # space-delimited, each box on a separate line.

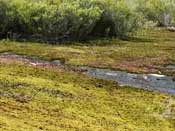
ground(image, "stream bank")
xmin=1 ymin=52 xmax=175 ymax=95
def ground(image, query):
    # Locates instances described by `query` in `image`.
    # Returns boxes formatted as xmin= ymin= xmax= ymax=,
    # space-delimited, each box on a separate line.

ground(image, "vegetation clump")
xmin=136 ymin=0 xmax=175 ymax=27
xmin=0 ymin=58 xmax=175 ymax=131
xmin=0 ymin=0 xmax=143 ymax=42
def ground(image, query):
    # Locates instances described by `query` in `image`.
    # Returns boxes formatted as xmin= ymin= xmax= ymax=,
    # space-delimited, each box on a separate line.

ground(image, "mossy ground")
xmin=0 ymin=28 xmax=175 ymax=130
xmin=0 ymin=59 xmax=175 ymax=131
xmin=0 ymin=28 xmax=175 ymax=75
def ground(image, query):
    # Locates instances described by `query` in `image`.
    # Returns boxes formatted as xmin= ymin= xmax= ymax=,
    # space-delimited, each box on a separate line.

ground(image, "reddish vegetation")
xmin=0 ymin=54 xmax=59 ymax=69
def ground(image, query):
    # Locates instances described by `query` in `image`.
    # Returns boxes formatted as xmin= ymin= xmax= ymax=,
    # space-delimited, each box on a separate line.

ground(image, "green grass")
xmin=0 ymin=27 xmax=175 ymax=130
xmin=0 ymin=28 xmax=175 ymax=75
xmin=0 ymin=59 xmax=175 ymax=131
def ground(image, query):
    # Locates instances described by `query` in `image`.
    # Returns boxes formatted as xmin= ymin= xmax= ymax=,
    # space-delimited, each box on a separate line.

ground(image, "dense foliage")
xmin=0 ymin=0 xmax=174 ymax=42
xmin=0 ymin=0 xmax=141 ymax=42
xmin=136 ymin=0 xmax=175 ymax=26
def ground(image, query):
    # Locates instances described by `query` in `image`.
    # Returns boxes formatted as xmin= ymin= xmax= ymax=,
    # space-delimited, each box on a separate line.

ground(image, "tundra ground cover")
xmin=0 ymin=0 xmax=175 ymax=130
xmin=0 ymin=56 xmax=175 ymax=131
xmin=0 ymin=28 xmax=175 ymax=75
xmin=0 ymin=28 xmax=175 ymax=131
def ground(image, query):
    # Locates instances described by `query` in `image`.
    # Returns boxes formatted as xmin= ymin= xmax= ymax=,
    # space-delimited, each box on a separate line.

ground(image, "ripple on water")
xmin=1 ymin=52 xmax=175 ymax=95
xmin=166 ymin=65 xmax=175 ymax=70
xmin=85 ymin=67 xmax=175 ymax=95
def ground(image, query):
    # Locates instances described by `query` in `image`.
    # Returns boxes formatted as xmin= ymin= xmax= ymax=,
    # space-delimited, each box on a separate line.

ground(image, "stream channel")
xmin=1 ymin=52 xmax=175 ymax=95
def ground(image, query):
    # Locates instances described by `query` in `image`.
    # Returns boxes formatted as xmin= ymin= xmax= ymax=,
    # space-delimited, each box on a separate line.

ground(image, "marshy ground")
xmin=0 ymin=28 xmax=175 ymax=131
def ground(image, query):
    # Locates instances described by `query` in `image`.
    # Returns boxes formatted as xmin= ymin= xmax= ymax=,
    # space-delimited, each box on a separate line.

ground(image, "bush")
xmin=136 ymin=0 xmax=175 ymax=27
xmin=0 ymin=0 xmax=142 ymax=42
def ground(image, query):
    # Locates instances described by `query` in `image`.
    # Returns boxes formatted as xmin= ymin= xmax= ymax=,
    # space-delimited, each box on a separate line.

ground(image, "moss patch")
xmin=0 ymin=28 xmax=175 ymax=130
xmin=0 ymin=58 xmax=175 ymax=131
xmin=0 ymin=28 xmax=175 ymax=75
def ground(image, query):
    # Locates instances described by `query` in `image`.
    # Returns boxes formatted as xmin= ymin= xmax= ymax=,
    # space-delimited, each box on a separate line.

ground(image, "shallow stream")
xmin=1 ymin=52 xmax=175 ymax=95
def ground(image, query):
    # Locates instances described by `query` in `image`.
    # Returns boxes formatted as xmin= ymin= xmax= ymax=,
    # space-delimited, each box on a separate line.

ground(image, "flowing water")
xmin=166 ymin=65 xmax=175 ymax=70
xmin=82 ymin=67 xmax=175 ymax=95
xmin=1 ymin=52 xmax=175 ymax=95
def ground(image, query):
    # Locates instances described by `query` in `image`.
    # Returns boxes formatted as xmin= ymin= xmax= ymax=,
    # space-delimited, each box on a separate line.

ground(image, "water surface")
xmin=1 ymin=52 xmax=175 ymax=95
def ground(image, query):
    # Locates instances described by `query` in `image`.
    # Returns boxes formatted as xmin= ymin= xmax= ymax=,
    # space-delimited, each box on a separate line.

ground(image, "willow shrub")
xmin=136 ymin=0 xmax=175 ymax=27
xmin=0 ymin=0 xmax=141 ymax=42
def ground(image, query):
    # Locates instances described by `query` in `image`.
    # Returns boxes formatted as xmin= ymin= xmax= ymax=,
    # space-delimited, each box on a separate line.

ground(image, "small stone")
xmin=51 ymin=60 xmax=61 ymax=65
xmin=167 ymin=27 xmax=175 ymax=32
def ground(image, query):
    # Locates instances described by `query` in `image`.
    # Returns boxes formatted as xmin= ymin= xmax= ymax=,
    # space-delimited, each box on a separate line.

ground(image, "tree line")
xmin=0 ymin=0 xmax=174 ymax=43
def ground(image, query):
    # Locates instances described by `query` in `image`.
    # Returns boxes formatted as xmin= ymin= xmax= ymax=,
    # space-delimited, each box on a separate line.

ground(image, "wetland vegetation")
xmin=0 ymin=0 xmax=175 ymax=131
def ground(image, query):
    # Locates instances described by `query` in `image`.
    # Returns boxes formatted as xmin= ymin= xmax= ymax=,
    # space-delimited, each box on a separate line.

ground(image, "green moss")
xmin=0 ymin=58 xmax=175 ymax=131
xmin=0 ymin=28 xmax=175 ymax=75
xmin=0 ymin=28 xmax=175 ymax=130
